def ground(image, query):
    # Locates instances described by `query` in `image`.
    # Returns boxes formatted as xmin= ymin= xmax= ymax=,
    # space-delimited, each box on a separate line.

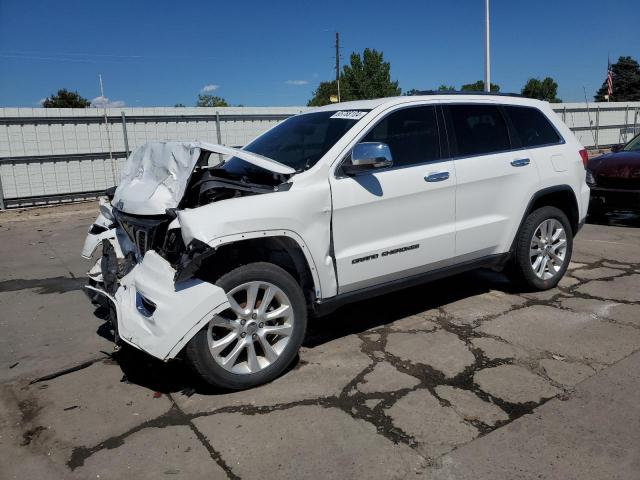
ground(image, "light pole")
xmin=484 ymin=0 xmax=491 ymax=92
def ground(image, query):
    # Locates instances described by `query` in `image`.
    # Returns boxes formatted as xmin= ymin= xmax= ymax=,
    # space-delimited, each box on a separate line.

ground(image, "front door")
xmin=329 ymin=105 xmax=457 ymax=294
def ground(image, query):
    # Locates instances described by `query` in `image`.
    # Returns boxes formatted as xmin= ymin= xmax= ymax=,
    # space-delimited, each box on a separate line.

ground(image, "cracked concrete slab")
xmin=428 ymin=350 xmax=640 ymax=480
xmin=576 ymin=274 xmax=640 ymax=302
xmin=558 ymin=274 xmax=580 ymax=288
xmin=194 ymin=406 xmax=424 ymax=479
xmin=0 ymin=289 xmax=112 ymax=381
xmin=73 ymin=426 xmax=223 ymax=480
xmin=435 ymin=386 xmax=508 ymax=426
xmin=470 ymin=337 xmax=529 ymax=360
xmin=358 ymin=361 xmax=420 ymax=394
xmin=2 ymin=205 xmax=640 ymax=480
xmin=539 ymin=359 xmax=595 ymax=386
xmin=174 ymin=336 xmax=371 ymax=414
xmin=478 ymin=305 xmax=640 ymax=365
xmin=559 ymin=297 xmax=640 ymax=326
xmin=571 ymin=267 xmax=626 ymax=280
xmin=385 ymin=330 xmax=475 ymax=378
xmin=389 ymin=314 xmax=439 ymax=331
xmin=474 ymin=365 xmax=561 ymax=404
xmin=441 ymin=290 xmax=526 ymax=325
xmin=387 ymin=389 xmax=478 ymax=458
xmin=16 ymin=361 xmax=172 ymax=450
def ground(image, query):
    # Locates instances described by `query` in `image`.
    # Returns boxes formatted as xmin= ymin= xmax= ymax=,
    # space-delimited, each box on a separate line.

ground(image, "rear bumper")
xmin=85 ymin=250 xmax=229 ymax=360
xmin=589 ymin=187 xmax=640 ymax=212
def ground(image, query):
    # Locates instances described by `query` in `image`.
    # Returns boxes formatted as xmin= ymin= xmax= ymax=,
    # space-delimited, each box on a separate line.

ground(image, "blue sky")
xmin=0 ymin=0 xmax=637 ymax=107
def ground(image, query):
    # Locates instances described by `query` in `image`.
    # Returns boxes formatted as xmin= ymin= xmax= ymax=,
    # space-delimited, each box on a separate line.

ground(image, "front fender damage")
xmin=88 ymin=250 xmax=230 ymax=360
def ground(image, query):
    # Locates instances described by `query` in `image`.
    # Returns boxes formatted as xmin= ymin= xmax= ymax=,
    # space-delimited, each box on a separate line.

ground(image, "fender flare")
xmin=509 ymin=184 xmax=579 ymax=253
xmin=205 ymin=229 xmax=324 ymax=300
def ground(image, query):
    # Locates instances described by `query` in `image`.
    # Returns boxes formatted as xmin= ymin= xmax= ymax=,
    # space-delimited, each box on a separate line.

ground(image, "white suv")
xmin=82 ymin=93 xmax=590 ymax=389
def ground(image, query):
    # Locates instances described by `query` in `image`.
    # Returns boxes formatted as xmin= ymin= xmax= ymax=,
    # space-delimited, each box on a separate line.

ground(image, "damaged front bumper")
xmin=85 ymin=249 xmax=230 ymax=361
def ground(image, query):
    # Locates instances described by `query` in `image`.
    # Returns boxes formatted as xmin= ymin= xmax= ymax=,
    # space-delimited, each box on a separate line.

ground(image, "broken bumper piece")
xmin=85 ymin=250 xmax=230 ymax=361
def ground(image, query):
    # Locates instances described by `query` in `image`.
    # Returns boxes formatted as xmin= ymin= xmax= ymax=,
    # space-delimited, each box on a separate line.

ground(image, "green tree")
xmin=308 ymin=48 xmax=400 ymax=106
xmin=174 ymin=103 xmax=186 ymax=107
xmin=196 ymin=94 xmax=229 ymax=107
xmin=307 ymin=81 xmax=339 ymax=106
xmin=521 ymin=77 xmax=561 ymax=102
xmin=42 ymin=89 xmax=90 ymax=108
xmin=460 ymin=80 xmax=500 ymax=92
xmin=341 ymin=49 xmax=400 ymax=101
xmin=594 ymin=56 xmax=640 ymax=101
xmin=403 ymin=88 xmax=422 ymax=96
xmin=437 ymin=84 xmax=456 ymax=91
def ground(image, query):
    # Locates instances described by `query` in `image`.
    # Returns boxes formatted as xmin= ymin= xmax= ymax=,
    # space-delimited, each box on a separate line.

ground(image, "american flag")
xmin=607 ymin=59 xmax=613 ymax=97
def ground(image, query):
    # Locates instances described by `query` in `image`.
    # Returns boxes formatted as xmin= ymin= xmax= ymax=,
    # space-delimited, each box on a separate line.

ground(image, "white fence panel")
xmin=1 ymin=102 xmax=639 ymax=209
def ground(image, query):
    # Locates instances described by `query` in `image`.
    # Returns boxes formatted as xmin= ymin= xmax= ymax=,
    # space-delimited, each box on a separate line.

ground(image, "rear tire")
xmin=185 ymin=262 xmax=307 ymax=390
xmin=507 ymin=206 xmax=573 ymax=291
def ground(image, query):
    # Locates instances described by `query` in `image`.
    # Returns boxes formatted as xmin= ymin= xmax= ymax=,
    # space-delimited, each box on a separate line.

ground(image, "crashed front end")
xmin=81 ymin=141 xmax=293 ymax=360
xmin=82 ymin=205 xmax=230 ymax=360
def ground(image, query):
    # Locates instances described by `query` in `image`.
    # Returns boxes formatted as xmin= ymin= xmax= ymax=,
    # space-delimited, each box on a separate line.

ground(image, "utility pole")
xmin=484 ymin=0 xmax=491 ymax=92
xmin=99 ymin=74 xmax=116 ymax=185
xmin=335 ymin=32 xmax=341 ymax=102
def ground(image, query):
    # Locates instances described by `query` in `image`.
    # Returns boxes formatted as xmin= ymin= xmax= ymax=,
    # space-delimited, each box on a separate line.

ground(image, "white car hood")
xmin=112 ymin=141 xmax=295 ymax=215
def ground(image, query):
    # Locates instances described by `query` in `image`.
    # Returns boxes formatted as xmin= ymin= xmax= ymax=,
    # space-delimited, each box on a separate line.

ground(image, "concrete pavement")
xmin=0 ymin=204 xmax=639 ymax=479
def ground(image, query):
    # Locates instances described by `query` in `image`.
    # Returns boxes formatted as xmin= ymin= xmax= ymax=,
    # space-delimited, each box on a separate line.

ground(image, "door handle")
xmin=510 ymin=158 xmax=530 ymax=167
xmin=425 ymin=172 xmax=450 ymax=182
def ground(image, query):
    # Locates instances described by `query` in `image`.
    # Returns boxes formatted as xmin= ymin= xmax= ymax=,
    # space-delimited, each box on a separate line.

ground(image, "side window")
xmin=447 ymin=104 xmax=510 ymax=156
xmin=363 ymin=106 xmax=441 ymax=167
xmin=505 ymin=106 xmax=562 ymax=147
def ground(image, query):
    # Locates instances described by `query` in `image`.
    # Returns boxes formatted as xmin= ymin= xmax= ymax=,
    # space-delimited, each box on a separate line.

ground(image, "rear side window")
xmin=505 ymin=106 xmax=562 ymax=147
xmin=446 ymin=104 xmax=511 ymax=156
xmin=363 ymin=106 xmax=441 ymax=167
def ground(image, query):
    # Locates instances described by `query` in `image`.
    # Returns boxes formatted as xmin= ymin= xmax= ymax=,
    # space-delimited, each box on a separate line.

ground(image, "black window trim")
xmin=334 ymin=103 xmax=448 ymax=179
xmin=442 ymin=102 xmax=566 ymax=161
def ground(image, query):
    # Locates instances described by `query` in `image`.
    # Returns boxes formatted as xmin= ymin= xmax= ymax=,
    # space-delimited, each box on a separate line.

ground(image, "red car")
xmin=587 ymin=133 xmax=640 ymax=215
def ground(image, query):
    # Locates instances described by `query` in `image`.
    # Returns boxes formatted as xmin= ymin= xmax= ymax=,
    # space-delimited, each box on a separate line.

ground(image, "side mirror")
xmin=343 ymin=142 xmax=393 ymax=175
xmin=611 ymin=144 xmax=624 ymax=153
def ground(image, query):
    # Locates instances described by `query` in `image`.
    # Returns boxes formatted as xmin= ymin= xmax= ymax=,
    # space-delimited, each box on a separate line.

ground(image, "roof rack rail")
xmin=410 ymin=90 xmax=523 ymax=98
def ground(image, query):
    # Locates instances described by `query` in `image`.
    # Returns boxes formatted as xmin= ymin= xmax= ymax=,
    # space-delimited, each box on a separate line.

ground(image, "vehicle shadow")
xmin=102 ymin=267 xmax=517 ymax=395
xmin=587 ymin=210 xmax=640 ymax=228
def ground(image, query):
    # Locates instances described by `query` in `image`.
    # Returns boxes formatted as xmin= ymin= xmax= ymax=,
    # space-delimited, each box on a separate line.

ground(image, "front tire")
xmin=185 ymin=262 xmax=307 ymax=390
xmin=507 ymin=206 xmax=573 ymax=290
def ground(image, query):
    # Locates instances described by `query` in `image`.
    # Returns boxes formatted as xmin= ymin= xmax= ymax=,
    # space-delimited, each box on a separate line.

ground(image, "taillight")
xmin=579 ymin=149 xmax=588 ymax=168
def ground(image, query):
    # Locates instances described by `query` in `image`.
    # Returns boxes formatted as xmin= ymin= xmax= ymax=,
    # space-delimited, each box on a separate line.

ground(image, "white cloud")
xmin=91 ymin=96 xmax=125 ymax=108
xmin=201 ymin=84 xmax=219 ymax=93
xmin=285 ymin=80 xmax=308 ymax=85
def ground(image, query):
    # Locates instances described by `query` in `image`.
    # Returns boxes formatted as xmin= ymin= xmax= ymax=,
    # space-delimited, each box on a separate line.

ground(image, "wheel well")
xmin=195 ymin=236 xmax=317 ymax=306
xmin=527 ymin=187 xmax=579 ymax=234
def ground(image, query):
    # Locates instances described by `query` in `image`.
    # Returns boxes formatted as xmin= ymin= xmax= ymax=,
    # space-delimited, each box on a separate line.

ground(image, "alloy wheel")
xmin=206 ymin=281 xmax=294 ymax=374
xmin=529 ymin=218 xmax=567 ymax=280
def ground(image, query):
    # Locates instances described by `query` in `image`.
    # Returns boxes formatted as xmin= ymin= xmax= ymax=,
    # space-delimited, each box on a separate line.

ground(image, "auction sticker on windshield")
xmin=330 ymin=110 xmax=368 ymax=120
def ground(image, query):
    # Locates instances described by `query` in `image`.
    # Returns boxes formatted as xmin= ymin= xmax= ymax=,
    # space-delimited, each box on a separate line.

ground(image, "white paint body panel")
xmin=330 ymin=162 xmax=457 ymax=292
xmin=82 ymin=94 xmax=590 ymax=361
xmin=453 ymin=149 xmax=540 ymax=257
xmin=89 ymin=251 xmax=230 ymax=360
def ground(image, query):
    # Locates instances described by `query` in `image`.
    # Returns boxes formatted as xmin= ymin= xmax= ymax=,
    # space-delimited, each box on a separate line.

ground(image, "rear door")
xmin=330 ymin=105 xmax=457 ymax=293
xmin=444 ymin=103 xmax=540 ymax=258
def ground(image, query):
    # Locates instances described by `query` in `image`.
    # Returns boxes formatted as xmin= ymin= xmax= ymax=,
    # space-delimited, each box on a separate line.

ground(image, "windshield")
xmin=223 ymin=110 xmax=369 ymax=175
xmin=623 ymin=133 xmax=640 ymax=152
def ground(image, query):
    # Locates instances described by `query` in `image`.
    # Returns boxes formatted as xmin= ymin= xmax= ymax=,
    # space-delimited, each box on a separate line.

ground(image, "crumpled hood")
xmin=112 ymin=141 xmax=295 ymax=215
